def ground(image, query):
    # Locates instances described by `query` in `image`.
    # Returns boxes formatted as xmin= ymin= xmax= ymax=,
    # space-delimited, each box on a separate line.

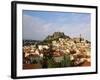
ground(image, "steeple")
xmin=80 ymin=34 xmax=82 ymax=42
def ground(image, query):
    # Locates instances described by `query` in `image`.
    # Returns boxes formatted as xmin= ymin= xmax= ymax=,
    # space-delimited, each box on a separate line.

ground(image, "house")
xmin=38 ymin=45 xmax=49 ymax=50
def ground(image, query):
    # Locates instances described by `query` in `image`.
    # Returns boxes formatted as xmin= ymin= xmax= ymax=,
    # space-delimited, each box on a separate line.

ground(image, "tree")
xmin=61 ymin=54 xmax=72 ymax=67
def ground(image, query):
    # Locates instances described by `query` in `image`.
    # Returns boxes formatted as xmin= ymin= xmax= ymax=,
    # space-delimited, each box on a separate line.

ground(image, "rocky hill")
xmin=44 ymin=32 xmax=70 ymax=41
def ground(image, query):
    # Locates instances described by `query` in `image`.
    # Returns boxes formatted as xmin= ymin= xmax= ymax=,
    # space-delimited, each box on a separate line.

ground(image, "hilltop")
xmin=45 ymin=32 xmax=70 ymax=41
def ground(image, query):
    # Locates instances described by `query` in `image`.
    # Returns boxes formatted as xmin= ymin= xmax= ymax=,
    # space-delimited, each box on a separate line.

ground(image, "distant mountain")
xmin=23 ymin=40 xmax=41 ymax=46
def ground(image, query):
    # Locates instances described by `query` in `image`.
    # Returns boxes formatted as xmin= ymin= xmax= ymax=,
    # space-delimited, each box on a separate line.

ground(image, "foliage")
xmin=60 ymin=54 xmax=72 ymax=67
xmin=48 ymin=54 xmax=73 ymax=68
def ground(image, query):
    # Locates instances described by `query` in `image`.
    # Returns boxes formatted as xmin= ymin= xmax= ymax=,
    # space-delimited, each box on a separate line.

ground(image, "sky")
xmin=22 ymin=10 xmax=91 ymax=41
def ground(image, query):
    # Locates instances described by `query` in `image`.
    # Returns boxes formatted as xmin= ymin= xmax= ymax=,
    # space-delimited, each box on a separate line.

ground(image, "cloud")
xmin=23 ymin=13 xmax=91 ymax=41
xmin=22 ymin=15 xmax=46 ymax=40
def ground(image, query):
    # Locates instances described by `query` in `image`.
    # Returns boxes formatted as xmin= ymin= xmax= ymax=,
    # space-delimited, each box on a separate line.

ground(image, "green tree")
xmin=61 ymin=54 xmax=72 ymax=67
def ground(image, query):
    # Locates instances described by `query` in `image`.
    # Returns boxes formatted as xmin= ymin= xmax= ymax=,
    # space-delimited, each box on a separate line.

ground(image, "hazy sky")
xmin=22 ymin=10 xmax=91 ymax=41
